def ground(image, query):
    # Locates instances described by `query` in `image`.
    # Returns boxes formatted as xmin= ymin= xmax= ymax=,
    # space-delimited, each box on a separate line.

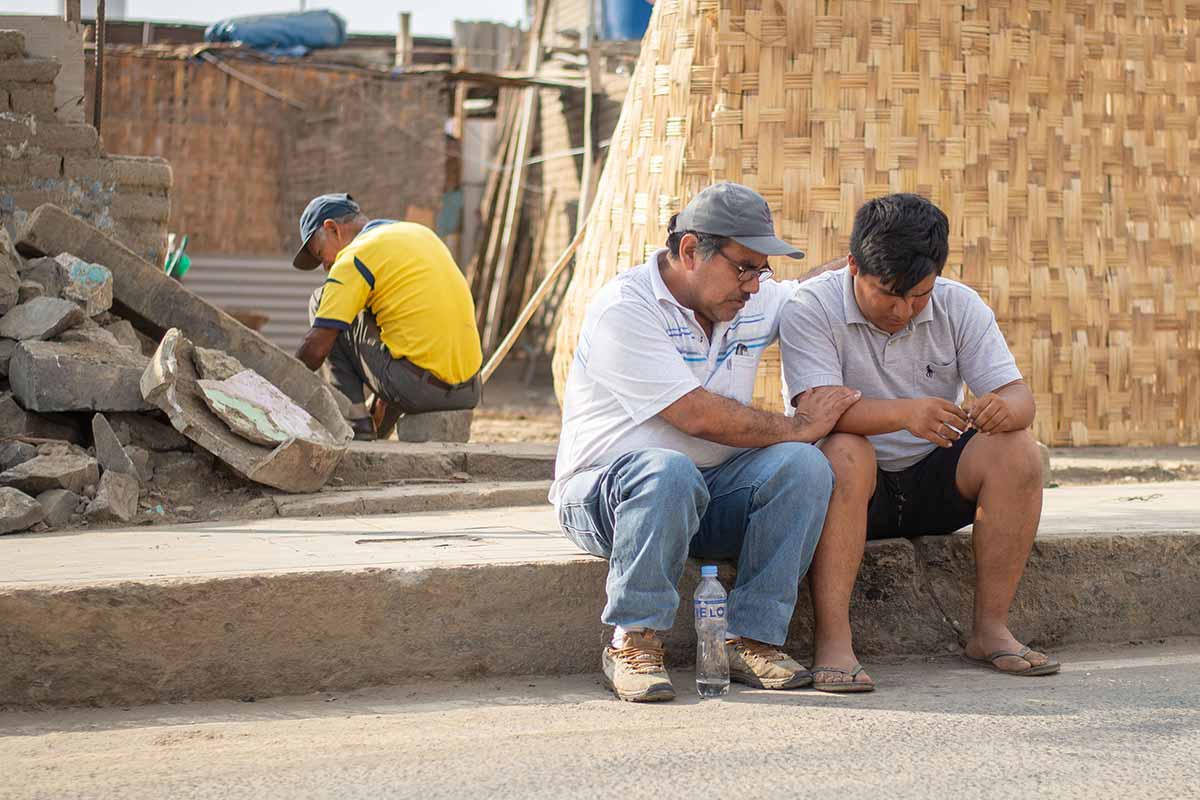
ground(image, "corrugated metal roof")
xmin=182 ymin=255 xmax=324 ymax=352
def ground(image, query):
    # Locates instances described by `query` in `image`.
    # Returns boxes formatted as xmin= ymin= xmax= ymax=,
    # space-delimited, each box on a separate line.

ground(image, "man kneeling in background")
xmin=292 ymin=193 xmax=482 ymax=441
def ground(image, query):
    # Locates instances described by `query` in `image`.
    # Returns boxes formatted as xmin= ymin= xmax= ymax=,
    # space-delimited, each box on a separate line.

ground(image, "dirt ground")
xmin=469 ymin=362 xmax=561 ymax=445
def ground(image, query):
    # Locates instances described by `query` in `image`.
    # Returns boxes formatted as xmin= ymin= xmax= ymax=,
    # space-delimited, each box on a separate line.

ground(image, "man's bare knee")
xmin=820 ymin=433 xmax=877 ymax=497
xmin=972 ymin=429 xmax=1043 ymax=491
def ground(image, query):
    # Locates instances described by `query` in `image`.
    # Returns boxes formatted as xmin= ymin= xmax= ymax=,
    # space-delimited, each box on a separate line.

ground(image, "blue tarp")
xmin=204 ymin=10 xmax=347 ymax=58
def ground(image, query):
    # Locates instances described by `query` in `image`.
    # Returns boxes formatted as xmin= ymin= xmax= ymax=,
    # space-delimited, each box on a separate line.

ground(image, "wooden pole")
xmin=481 ymin=215 xmax=589 ymax=384
xmin=395 ymin=12 xmax=413 ymax=68
xmin=63 ymin=0 xmax=81 ymax=23
xmin=578 ymin=54 xmax=595 ymax=225
xmin=481 ymin=0 xmax=548 ymax=354
xmin=92 ymin=0 xmax=105 ymax=134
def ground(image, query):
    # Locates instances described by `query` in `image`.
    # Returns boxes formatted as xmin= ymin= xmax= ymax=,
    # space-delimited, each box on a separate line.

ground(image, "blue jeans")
xmin=555 ymin=444 xmax=834 ymax=646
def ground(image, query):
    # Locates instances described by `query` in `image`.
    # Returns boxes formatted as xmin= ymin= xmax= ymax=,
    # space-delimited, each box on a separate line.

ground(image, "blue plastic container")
xmin=601 ymin=0 xmax=653 ymax=41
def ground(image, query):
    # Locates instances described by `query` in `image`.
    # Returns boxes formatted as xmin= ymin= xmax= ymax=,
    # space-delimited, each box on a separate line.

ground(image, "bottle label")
xmin=694 ymin=599 xmax=726 ymax=620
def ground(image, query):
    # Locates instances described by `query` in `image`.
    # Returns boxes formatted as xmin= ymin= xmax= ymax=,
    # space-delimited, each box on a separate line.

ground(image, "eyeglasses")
xmin=714 ymin=247 xmax=773 ymax=283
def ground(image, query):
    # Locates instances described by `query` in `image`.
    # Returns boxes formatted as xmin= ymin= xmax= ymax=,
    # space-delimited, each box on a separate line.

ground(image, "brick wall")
xmin=0 ymin=25 xmax=171 ymax=263
xmin=88 ymin=48 xmax=448 ymax=258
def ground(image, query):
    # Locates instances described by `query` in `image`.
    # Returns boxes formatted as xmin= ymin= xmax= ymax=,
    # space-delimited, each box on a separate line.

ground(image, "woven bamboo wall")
xmin=553 ymin=0 xmax=1200 ymax=447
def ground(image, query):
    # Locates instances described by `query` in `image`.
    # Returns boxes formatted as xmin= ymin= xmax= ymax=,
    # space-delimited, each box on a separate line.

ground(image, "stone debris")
xmin=17 ymin=204 xmax=355 ymax=443
xmin=91 ymin=413 xmax=137 ymax=477
xmin=103 ymin=319 xmax=142 ymax=352
xmin=0 ymin=206 xmax=367 ymax=528
xmin=105 ymin=412 xmax=191 ymax=452
xmin=9 ymin=339 xmax=152 ymax=412
xmin=193 ymin=346 xmax=245 ymax=382
xmin=0 ymin=486 xmax=44 ymax=534
xmin=17 ymin=280 xmax=44 ymax=304
xmin=0 ymin=229 xmax=19 ymax=316
xmin=197 ymin=370 xmax=341 ymax=448
xmin=53 ymin=253 xmax=112 ymax=316
xmin=0 ymin=296 xmax=83 ymax=341
xmin=0 ymin=337 xmax=15 ymax=376
xmin=85 ymin=470 xmax=139 ymax=523
xmin=18 ymin=258 xmax=63 ymax=298
xmin=141 ymin=328 xmax=346 ymax=493
xmin=57 ymin=317 xmax=125 ymax=349
xmin=125 ymin=445 xmax=154 ymax=482
xmin=0 ymin=450 xmax=99 ymax=494
xmin=36 ymin=488 xmax=79 ymax=528
xmin=0 ymin=391 xmax=83 ymax=443
xmin=0 ymin=441 xmax=38 ymax=471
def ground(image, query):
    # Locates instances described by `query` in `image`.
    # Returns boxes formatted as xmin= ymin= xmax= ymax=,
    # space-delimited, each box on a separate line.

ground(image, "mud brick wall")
xmin=0 ymin=26 xmax=171 ymax=263
xmin=90 ymin=49 xmax=448 ymax=257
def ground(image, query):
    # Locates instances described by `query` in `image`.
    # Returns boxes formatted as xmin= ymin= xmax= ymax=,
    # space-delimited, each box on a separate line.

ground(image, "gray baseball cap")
xmin=293 ymin=192 xmax=360 ymax=271
xmin=674 ymin=182 xmax=804 ymax=259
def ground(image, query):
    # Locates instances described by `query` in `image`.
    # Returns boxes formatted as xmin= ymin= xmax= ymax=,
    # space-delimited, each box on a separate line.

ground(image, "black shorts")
xmin=866 ymin=430 xmax=978 ymax=540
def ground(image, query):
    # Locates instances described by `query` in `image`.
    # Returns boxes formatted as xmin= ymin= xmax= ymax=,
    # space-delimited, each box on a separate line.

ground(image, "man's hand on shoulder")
xmin=901 ymin=397 xmax=970 ymax=448
xmin=791 ymin=386 xmax=862 ymax=442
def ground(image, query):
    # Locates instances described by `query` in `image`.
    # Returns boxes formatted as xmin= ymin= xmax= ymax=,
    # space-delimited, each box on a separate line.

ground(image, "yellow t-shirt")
xmin=313 ymin=221 xmax=482 ymax=385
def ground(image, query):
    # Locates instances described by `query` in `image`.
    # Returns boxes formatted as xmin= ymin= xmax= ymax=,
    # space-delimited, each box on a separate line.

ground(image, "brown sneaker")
xmin=726 ymin=638 xmax=813 ymax=689
xmin=602 ymin=630 xmax=675 ymax=702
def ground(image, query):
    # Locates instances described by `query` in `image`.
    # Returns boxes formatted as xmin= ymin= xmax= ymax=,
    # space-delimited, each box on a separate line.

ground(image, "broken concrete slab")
xmin=36 ymin=488 xmax=80 ymax=528
xmin=0 ymin=441 xmax=38 ymax=471
xmin=0 ymin=229 xmax=19 ymax=316
xmin=17 ymin=205 xmax=353 ymax=443
xmin=0 ymin=296 xmax=84 ymax=341
xmin=85 ymin=470 xmax=139 ymax=523
xmin=0 ymin=338 xmax=14 ymax=376
xmin=140 ymin=329 xmax=347 ymax=494
xmin=0 ymin=487 xmax=44 ymax=534
xmin=91 ymin=413 xmax=137 ymax=478
xmin=0 ymin=391 xmax=83 ymax=443
xmin=197 ymin=370 xmax=341 ymax=449
xmin=393 ymin=410 xmax=473 ymax=443
xmin=9 ymin=339 xmax=152 ymax=412
xmin=0 ymin=451 xmax=99 ymax=494
xmin=53 ymin=253 xmax=112 ymax=316
xmin=105 ymin=412 xmax=190 ymax=452
xmin=193 ymin=346 xmax=244 ymax=382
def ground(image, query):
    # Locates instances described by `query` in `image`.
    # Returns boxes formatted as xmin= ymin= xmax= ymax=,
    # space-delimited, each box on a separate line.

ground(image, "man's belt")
xmin=396 ymin=358 xmax=474 ymax=392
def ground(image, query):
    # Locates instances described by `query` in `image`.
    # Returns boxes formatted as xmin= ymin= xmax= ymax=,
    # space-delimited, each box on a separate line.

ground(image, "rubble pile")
xmin=0 ymin=213 xmax=351 ymax=536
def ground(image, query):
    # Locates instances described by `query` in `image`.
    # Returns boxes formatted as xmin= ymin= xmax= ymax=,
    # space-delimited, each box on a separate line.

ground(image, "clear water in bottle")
xmin=694 ymin=564 xmax=730 ymax=699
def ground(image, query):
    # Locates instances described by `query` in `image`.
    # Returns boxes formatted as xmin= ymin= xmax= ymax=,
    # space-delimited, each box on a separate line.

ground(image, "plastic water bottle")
xmin=694 ymin=565 xmax=730 ymax=699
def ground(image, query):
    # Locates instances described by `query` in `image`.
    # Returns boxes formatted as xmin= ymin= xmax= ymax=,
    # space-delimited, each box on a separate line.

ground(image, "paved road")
xmin=3 ymin=640 xmax=1198 ymax=799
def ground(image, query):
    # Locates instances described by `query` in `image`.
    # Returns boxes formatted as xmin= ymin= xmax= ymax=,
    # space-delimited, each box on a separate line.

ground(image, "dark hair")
xmin=665 ymin=213 xmax=729 ymax=259
xmin=848 ymin=194 xmax=949 ymax=296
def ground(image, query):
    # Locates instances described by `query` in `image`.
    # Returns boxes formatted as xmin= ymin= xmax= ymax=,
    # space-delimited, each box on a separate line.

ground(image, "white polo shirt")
xmin=778 ymin=266 xmax=1022 ymax=471
xmin=550 ymin=248 xmax=797 ymax=504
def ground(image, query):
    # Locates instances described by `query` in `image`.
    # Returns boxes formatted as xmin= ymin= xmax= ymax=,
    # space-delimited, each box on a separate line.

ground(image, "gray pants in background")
xmin=308 ymin=287 xmax=481 ymax=417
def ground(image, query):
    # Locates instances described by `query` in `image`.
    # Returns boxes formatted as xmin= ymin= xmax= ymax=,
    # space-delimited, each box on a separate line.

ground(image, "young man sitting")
xmin=778 ymin=193 xmax=1059 ymax=692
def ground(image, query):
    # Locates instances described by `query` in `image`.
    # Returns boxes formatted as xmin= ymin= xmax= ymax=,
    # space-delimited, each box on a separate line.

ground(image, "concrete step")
xmin=271 ymin=480 xmax=551 ymax=518
xmin=2 ymin=482 xmax=1197 ymax=710
xmin=331 ymin=442 xmax=555 ymax=486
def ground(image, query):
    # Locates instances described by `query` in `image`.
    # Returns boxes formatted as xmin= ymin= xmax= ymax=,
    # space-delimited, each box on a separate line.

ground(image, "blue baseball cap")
xmin=293 ymin=192 xmax=361 ymax=270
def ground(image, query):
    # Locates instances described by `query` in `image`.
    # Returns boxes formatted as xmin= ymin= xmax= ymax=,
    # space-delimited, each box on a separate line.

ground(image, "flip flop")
xmin=961 ymin=645 xmax=1061 ymax=676
xmin=811 ymin=664 xmax=876 ymax=693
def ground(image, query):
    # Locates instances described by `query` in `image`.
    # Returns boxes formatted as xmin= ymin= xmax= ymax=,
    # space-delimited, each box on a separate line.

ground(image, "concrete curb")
xmin=2 ymin=531 xmax=1197 ymax=709
xmin=272 ymin=480 xmax=552 ymax=518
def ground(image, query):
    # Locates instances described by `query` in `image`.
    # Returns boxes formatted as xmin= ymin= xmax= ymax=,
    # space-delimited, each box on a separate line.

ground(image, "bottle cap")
xmin=700 ymin=565 xmax=718 ymax=577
